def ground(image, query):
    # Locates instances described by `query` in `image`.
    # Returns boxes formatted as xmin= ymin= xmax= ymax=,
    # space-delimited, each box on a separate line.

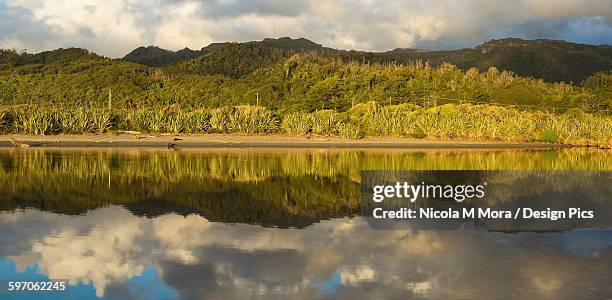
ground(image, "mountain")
xmin=122 ymin=37 xmax=612 ymax=83
xmin=259 ymin=37 xmax=325 ymax=51
xmin=381 ymin=38 xmax=612 ymax=83
xmin=165 ymin=39 xmax=331 ymax=78
xmin=123 ymin=37 xmax=327 ymax=69
xmin=1 ymin=37 xmax=610 ymax=112
xmin=123 ymin=46 xmax=200 ymax=67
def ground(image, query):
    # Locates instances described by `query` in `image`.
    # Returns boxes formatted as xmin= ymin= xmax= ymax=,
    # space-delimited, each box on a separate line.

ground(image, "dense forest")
xmin=123 ymin=37 xmax=612 ymax=83
xmin=1 ymin=40 xmax=611 ymax=112
xmin=0 ymin=37 xmax=611 ymax=146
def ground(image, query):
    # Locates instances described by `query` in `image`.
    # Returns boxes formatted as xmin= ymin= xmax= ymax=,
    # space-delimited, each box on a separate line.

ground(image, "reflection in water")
xmin=2 ymin=208 xmax=611 ymax=299
xmin=0 ymin=148 xmax=610 ymax=299
xmin=1 ymin=148 xmax=609 ymax=226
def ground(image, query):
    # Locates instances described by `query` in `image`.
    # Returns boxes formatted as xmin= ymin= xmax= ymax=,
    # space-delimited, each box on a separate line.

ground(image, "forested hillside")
xmin=123 ymin=37 xmax=327 ymax=68
xmin=1 ymin=39 xmax=611 ymax=146
xmin=1 ymin=45 xmax=610 ymax=113
xmin=123 ymin=46 xmax=200 ymax=67
xmin=0 ymin=48 xmax=101 ymax=68
xmin=371 ymin=38 xmax=612 ymax=83
xmin=123 ymin=37 xmax=612 ymax=83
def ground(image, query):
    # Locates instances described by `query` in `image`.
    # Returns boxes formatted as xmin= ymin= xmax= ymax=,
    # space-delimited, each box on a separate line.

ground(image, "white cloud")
xmin=2 ymin=208 xmax=448 ymax=297
xmin=2 ymin=207 xmax=611 ymax=299
xmin=1 ymin=0 xmax=610 ymax=57
xmin=339 ymin=265 xmax=376 ymax=285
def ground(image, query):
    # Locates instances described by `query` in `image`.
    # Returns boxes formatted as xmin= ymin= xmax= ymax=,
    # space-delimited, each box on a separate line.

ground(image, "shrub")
xmin=0 ymin=104 xmax=608 ymax=147
xmin=229 ymin=106 xmax=279 ymax=134
xmin=337 ymin=122 xmax=364 ymax=139
xmin=209 ymin=107 xmax=231 ymax=133
xmin=13 ymin=110 xmax=57 ymax=135
xmin=282 ymin=112 xmax=314 ymax=135
xmin=537 ymin=130 xmax=558 ymax=143
xmin=311 ymin=110 xmax=341 ymax=135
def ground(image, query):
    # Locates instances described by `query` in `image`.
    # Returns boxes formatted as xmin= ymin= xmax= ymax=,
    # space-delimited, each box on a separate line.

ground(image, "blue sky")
xmin=0 ymin=0 xmax=610 ymax=57
xmin=0 ymin=259 xmax=177 ymax=300
xmin=2 ymin=206 xmax=612 ymax=299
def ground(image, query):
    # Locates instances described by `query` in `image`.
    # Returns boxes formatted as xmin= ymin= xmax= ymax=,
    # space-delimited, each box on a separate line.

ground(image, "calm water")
xmin=0 ymin=148 xmax=610 ymax=299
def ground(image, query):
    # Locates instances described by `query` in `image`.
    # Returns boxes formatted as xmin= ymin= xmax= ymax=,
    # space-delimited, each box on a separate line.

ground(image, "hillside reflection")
xmin=0 ymin=148 xmax=609 ymax=227
xmin=0 ymin=148 xmax=610 ymax=299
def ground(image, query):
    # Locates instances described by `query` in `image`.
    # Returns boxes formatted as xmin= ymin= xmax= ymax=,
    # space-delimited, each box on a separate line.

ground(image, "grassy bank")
xmin=1 ymin=103 xmax=610 ymax=147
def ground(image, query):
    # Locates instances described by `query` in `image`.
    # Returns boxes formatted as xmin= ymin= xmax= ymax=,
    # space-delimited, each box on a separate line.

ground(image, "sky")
xmin=2 ymin=207 xmax=611 ymax=299
xmin=0 ymin=0 xmax=611 ymax=57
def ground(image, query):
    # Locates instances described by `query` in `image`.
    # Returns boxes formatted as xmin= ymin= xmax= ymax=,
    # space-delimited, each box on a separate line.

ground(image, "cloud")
xmin=0 ymin=0 xmax=58 ymax=51
xmin=2 ymin=207 xmax=612 ymax=299
xmin=201 ymin=0 xmax=309 ymax=18
xmin=1 ymin=0 xmax=611 ymax=57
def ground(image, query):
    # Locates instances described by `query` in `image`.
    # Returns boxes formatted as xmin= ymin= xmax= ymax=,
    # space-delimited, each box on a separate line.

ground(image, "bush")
xmin=228 ymin=106 xmax=279 ymax=134
xmin=537 ymin=130 xmax=558 ymax=143
xmin=337 ymin=122 xmax=364 ymax=139
xmin=282 ymin=112 xmax=314 ymax=135
xmin=0 ymin=104 xmax=609 ymax=147
xmin=311 ymin=110 xmax=341 ymax=135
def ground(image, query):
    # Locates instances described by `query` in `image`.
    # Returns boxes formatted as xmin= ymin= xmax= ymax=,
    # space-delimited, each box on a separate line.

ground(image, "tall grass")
xmin=207 ymin=106 xmax=279 ymax=134
xmin=0 ymin=111 xmax=6 ymax=133
xmin=0 ymin=103 xmax=610 ymax=147
xmin=0 ymin=105 xmax=280 ymax=135
xmin=3 ymin=108 xmax=111 ymax=135
xmin=58 ymin=108 xmax=111 ymax=133
xmin=227 ymin=106 xmax=279 ymax=134
xmin=282 ymin=103 xmax=611 ymax=146
xmin=281 ymin=110 xmax=343 ymax=136
xmin=281 ymin=113 xmax=314 ymax=135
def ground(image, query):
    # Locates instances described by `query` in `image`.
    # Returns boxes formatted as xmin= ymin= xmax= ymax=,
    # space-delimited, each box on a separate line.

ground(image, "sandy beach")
xmin=0 ymin=134 xmax=565 ymax=149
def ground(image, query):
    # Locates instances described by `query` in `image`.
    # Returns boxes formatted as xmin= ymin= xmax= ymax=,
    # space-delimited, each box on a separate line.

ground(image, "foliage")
xmin=0 ymin=149 xmax=609 ymax=225
xmin=1 ymin=41 xmax=610 ymax=147
xmin=581 ymin=72 xmax=612 ymax=112
xmin=118 ymin=37 xmax=612 ymax=83
xmin=337 ymin=122 xmax=365 ymax=139
xmin=209 ymin=106 xmax=279 ymax=134
xmin=280 ymin=103 xmax=612 ymax=147
xmin=0 ymin=48 xmax=101 ymax=67
xmin=4 ymin=103 xmax=609 ymax=147
xmin=1 ymin=46 xmax=610 ymax=114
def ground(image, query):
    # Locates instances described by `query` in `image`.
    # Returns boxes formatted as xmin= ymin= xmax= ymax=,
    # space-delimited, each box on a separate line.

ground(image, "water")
xmin=0 ymin=148 xmax=610 ymax=299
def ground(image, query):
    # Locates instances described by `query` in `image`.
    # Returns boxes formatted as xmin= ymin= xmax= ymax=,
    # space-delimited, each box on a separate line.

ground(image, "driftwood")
xmin=9 ymin=137 xmax=30 ymax=148
xmin=117 ymin=130 xmax=142 ymax=135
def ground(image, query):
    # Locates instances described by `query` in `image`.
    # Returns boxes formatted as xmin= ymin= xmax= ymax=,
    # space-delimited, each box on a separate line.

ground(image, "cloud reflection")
xmin=0 ymin=207 xmax=611 ymax=299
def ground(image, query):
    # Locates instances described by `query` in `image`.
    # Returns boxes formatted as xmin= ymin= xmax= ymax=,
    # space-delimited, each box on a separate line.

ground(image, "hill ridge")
xmin=120 ymin=37 xmax=612 ymax=83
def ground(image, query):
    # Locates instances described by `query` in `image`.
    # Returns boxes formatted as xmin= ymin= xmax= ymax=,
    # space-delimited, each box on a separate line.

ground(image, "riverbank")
xmin=2 ymin=104 xmax=611 ymax=147
xmin=0 ymin=134 xmax=567 ymax=149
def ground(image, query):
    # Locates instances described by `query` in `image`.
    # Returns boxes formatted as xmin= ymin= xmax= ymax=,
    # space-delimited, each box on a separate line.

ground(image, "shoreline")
xmin=0 ymin=134 xmax=567 ymax=149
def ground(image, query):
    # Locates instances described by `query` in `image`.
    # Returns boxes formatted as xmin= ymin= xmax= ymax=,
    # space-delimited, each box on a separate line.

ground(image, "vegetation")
xmin=1 ymin=103 xmax=610 ymax=147
xmin=122 ymin=37 xmax=612 ymax=83
xmin=123 ymin=46 xmax=200 ymax=67
xmin=0 ymin=149 xmax=609 ymax=225
xmin=0 ymin=38 xmax=611 ymax=147
xmin=0 ymin=48 xmax=100 ymax=67
xmin=1 ymin=44 xmax=611 ymax=112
